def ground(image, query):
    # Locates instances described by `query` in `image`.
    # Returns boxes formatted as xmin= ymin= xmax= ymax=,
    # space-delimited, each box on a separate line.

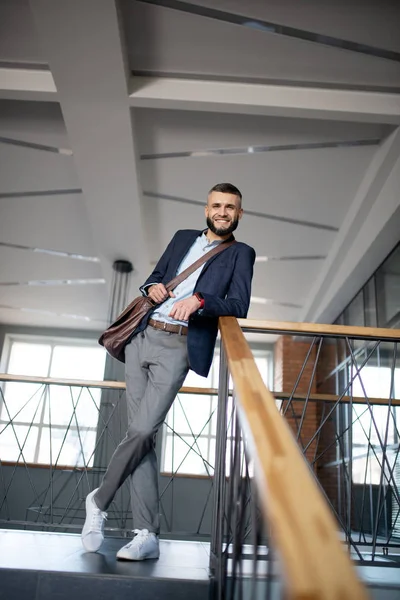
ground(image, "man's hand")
xmin=147 ymin=283 xmax=175 ymax=304
xmin=169 ymin=295 xmax=201 ymax=322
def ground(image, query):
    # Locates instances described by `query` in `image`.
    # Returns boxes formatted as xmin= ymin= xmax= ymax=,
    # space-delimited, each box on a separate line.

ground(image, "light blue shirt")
xmin=150 ymin=232 xmax=221 ymax=326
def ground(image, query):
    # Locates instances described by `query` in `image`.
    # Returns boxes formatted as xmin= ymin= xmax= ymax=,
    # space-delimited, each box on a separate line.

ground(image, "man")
xmin=82 ymin=183 xmax=255 ymax=560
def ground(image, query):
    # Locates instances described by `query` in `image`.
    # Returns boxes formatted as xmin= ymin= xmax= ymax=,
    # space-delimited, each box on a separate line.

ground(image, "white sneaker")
xmin=116 ymin=529 xmax=160 ymax=561
xmin=81 ymin=488 xmax=107 ymax=552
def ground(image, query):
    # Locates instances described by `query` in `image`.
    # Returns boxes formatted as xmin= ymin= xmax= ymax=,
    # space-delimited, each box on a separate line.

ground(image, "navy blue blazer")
xmin=135 ymin=229 xmax=256 ymax=377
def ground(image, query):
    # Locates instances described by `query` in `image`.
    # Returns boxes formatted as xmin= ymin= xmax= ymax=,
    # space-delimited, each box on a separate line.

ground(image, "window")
xmin=350 ymin=365 xmax=400 ymax=484
xmin=161 ymin=348 xmax=272 ymax=476
xmin=333 ymin=242 xmax=400 ymax=489
xmin=0 ymin=336 xmax=106 ymax=468
xmin=335 ymin=242 xmax=400 ymax=329
xmin=344 ymin=290 xmax=365 ymax=327
xmin=376 ymin=243 xmax=400 ymax=328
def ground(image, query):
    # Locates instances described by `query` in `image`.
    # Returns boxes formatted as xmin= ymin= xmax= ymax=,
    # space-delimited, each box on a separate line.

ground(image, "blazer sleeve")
xmin=198 ymin=245 xmax=256 ymax=318
xmin=139 ymin=232 xmax=177 ymax=295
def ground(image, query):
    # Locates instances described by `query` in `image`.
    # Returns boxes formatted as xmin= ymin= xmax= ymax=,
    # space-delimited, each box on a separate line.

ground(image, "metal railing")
xmin=240 ymin=319 xmax=400 ymax=562
xmin=0 ymin=373 xmax=217 ymax=538
xmin=209 ymin=317 xmax=399 ymax=600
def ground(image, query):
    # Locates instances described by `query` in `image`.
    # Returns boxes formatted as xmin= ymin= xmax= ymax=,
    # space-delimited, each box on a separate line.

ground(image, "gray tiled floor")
xmin=0 ymin=529 xmax=210 ymax=581
xmin=1 ymin=529 xmax=399 ymax=598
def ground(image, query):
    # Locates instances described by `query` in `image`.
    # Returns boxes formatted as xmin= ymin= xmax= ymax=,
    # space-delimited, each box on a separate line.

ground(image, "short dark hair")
xmin=208 ymin=183 xmax=242 ymax=205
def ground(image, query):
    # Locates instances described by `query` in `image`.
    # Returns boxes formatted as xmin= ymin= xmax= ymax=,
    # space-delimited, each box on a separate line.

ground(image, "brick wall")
xmin=274 ymin=336 xmax=340 ymax=512
xmin=316 ymin=342 xmax=341 ymax=515
xmin=274 ymin=335 xmax=318 ymax=464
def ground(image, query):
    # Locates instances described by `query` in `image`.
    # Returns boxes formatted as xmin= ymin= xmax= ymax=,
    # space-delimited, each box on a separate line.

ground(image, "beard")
xmin=206 ymin=216 xmax=239 ymax=237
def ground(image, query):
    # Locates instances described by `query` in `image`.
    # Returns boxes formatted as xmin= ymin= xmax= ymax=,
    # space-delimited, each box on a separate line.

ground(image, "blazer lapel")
xmin=170 ymin=230 xmax=201 ymax=277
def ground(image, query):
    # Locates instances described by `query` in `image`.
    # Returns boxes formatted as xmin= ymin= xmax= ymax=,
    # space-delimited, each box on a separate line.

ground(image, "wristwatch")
xmin=194 ymin=292 xmax=205 ymax=309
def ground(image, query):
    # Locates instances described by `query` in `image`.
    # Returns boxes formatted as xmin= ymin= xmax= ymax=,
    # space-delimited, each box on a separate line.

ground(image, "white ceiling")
xmin=123 ymin=0 xmax=400 ymax=88
xmin=0 ymin=0 xmax=399 ymax=332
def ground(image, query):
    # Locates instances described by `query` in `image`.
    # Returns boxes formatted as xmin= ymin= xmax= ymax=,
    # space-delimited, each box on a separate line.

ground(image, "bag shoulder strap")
xmin=165 ymin=239 xmax=236 ymax=292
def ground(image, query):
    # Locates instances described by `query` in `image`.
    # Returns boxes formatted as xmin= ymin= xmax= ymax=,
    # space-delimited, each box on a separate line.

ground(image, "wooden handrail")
xmin=276 ymin=391 xmax=400 ymax=407
xmin=1 ymin=374 xmax=398 ymax=406
xmin=0 ymin=373 xmax=218 ymax=395
xmin=0 ymin=373 xmax=127 ymax=389
xmin=219 ymin=316 xmax=368 ymax=600
xmin=238 ymin=317 xmax=400 ymax=340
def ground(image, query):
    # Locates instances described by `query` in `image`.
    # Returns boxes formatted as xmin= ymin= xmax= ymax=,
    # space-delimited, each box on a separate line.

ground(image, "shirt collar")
xmin=200 ymin=229 xmax=235 ymax=244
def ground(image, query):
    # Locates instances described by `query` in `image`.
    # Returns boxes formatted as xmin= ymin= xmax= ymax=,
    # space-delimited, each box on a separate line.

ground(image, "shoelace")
xmin=126 ymin=529 xmax=149 ymax=549
xmin=91 ymin=508 xmax=107 ymax=531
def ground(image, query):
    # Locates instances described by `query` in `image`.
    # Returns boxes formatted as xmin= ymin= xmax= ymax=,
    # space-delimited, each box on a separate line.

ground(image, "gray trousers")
xmin=95 ymin=326 xmax=189 ymax=533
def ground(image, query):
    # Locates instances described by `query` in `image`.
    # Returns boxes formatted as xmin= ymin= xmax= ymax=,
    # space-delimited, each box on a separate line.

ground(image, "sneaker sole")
xmin=116 ymin=552 xmax=160 ymax=561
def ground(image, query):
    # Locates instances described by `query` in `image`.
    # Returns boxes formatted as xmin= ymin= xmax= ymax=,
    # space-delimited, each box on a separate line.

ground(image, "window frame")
xmin=160 ymin=346 xmax=274 ymax=477
xmin=0 ymin=333 xmax=106 ymax=468
xmin=346 ymin=362 xmax=400 ymax=485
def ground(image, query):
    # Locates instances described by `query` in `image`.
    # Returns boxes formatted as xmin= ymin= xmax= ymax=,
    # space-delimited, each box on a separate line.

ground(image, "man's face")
xmin=205 ymin=191 xmax=243 ymax=237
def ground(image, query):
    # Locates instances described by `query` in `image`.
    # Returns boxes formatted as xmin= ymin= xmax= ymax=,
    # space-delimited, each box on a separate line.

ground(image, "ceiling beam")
xmin=129 ymin=76 xmax=400 ymax=124
xmin=29 ymin=0 xmax=150 ymax=293
xmin=0 ymin=67 xmax=57 ymax=101
xmin=2 ymin=67 xmax=399 ymax=126
xmin=301 ymin=127 xmax=400 ymax=323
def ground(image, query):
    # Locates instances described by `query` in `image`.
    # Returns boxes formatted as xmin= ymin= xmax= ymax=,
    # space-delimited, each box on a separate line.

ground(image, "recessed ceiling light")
xmin=251 ymin=296 xmax=302 ymax=308
xmin=250 ymin=296 xmax=270 ymax=305
xmin=0 ymin=241 xmax=100 ymax=262
xmin=0 ymin=303 xmax=105 ymax=323
xmin=0 ymin=278 xmax=106 ymax=287
xmin=255 ymin=255 xmax=326 ymax=262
